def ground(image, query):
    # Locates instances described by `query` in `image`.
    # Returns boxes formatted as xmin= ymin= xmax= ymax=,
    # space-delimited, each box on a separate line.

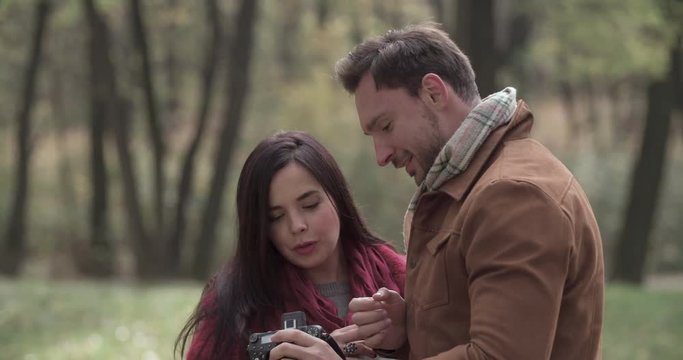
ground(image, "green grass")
xmin=1 ymin=279 xmax=682 ymax=359
xmin=0 ymin=279 xmax=201 ymax=360
xmin=603 ymin=285 xmax=683 ymax=359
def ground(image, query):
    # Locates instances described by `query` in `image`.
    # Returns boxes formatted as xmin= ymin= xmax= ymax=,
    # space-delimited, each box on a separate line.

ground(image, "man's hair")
xmin=335 ymin=22 xmax=479 ymax=104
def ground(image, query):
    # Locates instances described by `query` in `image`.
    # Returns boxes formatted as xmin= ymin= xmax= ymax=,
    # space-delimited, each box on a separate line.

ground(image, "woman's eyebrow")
xmin=268 ymin=190 xmax=320 ymax=210
xmin=297 ymin=190 xmax=320 ymax=201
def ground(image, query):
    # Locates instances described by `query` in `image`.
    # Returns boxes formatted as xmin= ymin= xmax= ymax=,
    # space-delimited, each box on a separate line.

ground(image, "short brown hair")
xmin=335 ymin=22 xmax=479 ymax=104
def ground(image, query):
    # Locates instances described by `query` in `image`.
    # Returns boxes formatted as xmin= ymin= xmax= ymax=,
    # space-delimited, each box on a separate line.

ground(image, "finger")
xmin=348 ymin=296 xmax=385 ymax=313
xmin=269 ymin=341 xmax=304 ymax=359
xmin=354 ymin=316 xmax=391 ymax=340
xmin=331 ymin=324 xmax=364 ymax=344
xmin=351 ymin=308 xmax=388 ymax=326
xmin=270 ymin=328 xmax=321 ymax=346
xmin=362 ymin=328 xmax=390 ymax=348
xmin=330 ymin=324 xmax=359 ymax=344
xmin=269 ymin=338 xmax=342 ymax=360
xmin=372 ymin=287 xmax=402 ymax=305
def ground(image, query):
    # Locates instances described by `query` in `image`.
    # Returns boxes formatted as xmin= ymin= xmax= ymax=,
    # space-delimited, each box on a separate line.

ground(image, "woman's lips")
xmin=294 ymin=241 xmax=317 ymax=255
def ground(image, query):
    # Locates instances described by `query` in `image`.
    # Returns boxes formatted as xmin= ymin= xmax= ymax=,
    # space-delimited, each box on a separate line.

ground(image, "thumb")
xmin=372 ymin=287 xmax=401 ymax=303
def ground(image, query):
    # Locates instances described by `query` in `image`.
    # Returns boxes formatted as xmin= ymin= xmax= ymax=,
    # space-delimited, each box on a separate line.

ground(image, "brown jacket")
xmin=403 ymin=101 xmax=604 ymax=359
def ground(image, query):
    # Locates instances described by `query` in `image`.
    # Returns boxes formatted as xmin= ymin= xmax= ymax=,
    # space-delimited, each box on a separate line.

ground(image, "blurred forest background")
xmin=0 ymin=0 xmax=682 ymax=359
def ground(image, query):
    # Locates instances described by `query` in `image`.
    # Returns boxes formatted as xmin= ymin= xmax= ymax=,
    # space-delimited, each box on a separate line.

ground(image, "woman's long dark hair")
xmin=175 ymin=131 xmax=387 ymax=359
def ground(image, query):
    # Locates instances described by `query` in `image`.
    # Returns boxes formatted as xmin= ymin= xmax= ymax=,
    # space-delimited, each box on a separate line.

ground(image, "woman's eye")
xmin=268 ymin=213 xmax=283 ymax=222
xmin=302 ymin=202 xmax=319 ymax=209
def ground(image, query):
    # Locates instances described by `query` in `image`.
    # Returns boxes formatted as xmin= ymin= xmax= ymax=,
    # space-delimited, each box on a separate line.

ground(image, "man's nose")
xmin=373 ymin=138 xmax=393 ymax=167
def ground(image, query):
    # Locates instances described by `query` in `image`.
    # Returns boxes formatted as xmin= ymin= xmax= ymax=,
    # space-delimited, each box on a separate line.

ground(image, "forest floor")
xmin=647 ymin=273 xmax=683 ymax=291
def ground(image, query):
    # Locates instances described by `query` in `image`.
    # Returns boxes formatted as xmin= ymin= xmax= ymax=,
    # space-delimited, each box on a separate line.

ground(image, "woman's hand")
xmin=268 ymin=328 xmax=342 ymax=360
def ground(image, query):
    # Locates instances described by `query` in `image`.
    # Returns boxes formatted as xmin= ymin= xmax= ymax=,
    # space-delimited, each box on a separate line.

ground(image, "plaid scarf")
xmin=402 ymin=87 xmax=518 ymax=248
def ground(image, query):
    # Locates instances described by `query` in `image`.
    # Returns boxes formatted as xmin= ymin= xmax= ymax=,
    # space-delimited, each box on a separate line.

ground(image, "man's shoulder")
xmin=475 ymin=138 xmax=575 ymax=201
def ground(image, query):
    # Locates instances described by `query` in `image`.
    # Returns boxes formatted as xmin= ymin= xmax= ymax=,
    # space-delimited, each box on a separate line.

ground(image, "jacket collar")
xmin=435 ymin=100 xmax=534 ymax=202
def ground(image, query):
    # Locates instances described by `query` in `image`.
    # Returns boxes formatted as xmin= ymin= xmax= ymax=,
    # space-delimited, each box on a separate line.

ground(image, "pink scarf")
xmin=279 ymin=243 xmax=405 ymax=332
xmin=188 ymin=243 xmax=405 ymax=360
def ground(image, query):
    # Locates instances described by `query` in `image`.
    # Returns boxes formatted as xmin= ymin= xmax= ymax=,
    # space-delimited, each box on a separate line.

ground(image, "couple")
xmin=176 ymin=23 xmax=605 ymax=360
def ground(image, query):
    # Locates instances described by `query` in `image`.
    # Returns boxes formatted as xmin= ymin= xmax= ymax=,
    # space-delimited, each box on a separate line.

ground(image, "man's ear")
xmin=420 ymin=73 xmax=448 ymax=109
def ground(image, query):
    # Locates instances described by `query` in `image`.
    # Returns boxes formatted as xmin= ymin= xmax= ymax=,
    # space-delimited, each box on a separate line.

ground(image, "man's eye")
xmin=382 ymin=122 xmax=392 ymax=132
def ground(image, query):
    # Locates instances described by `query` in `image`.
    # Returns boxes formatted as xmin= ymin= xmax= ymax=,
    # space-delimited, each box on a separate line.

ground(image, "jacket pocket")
xmin=413 ymin=230 xmax=452 ymax=310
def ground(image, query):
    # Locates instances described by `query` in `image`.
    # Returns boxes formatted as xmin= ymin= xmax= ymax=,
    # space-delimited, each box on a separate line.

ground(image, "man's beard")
xmin=414 ymin=105 xmax=447 ymax=184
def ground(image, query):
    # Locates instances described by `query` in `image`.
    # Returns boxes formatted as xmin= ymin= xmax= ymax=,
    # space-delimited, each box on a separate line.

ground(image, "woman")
xmin=176 ymin=131 xmax=405 ymax=359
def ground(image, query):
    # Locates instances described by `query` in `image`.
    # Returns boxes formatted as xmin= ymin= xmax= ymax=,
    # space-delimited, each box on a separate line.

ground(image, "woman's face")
xmin=268 ymin=162 xmax=342 ymax=283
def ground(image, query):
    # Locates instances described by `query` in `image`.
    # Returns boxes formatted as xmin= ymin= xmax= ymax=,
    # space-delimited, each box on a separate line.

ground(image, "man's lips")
xmin=393 ymin=155 xmax=417 ymax=178
xmin=393 ymin=155 xmax=412 ymax=169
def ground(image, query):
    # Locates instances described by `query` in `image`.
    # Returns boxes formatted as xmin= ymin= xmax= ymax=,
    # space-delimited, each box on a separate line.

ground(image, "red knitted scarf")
xmin=187 ymin=243 xmax=405 ymax=360
xmin=277 ymin=243 xmax=405 ymax=332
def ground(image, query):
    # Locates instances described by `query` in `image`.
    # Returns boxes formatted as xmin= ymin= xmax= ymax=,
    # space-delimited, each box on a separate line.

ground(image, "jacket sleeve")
xmin=432 ymin=179 xmax=573 ymax=360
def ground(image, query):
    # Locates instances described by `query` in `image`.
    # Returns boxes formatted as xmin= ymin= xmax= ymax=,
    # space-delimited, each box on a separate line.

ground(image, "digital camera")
xmin=247 ymin=311 xmax=344 ymax=360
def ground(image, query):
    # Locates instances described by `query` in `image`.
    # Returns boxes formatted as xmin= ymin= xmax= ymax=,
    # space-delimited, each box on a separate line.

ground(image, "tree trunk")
xmin=192 ymin=0 xmax=259 ymax=280
xmin=277 ymin=0 xmax=303 ymax=81
xmin=372 ymin=0 xmax=403 ymax=28
xmin=83 ymin=0 xmax=115 ymax=277
xmin=585 ymin=81 xmax=603 ymax=151
xmin=164 ymin=0 xmax=181 ymax=132
xmin=613 ymin=34 xmax=683 ymax=284
xmin=456 ymin=0 xmax=497 ymax=97
xmin=130 ymin=0 xmax=166 ymax=234
xmin=83 ymin=0 xmax=155 ymax=278
xmin=441 ymin=0 xmax=459 ymax=43
xmin=559 ymin=81 xmax=580 ymax=149
xmin=613 ymin=79 xmax=674 ymax=284
xmin=48 ymin=53 xmax=79 ymax=241
xmin=673 ymin=35 xmax=682 ymax=120
xmin=111 ymin=98 xmax=157 ymax=278
xmin=430 ymin=0 xmax=444 ymax=24
xmin=608 ymin=81 xmax=629 ymax=145
xmin=348 ymin=4 xmax=364 ymax=45
xmin=167 ymin=0 xmax=222 ymax=276
xmin=315 ymin=0 xmax=332 ymax=28
xmin=1 ymin=0 xmax=51 ymax=276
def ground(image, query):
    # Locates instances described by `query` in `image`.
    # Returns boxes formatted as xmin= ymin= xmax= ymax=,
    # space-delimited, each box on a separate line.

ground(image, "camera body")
xmin=247 ymin=311 xmax=330 ymax=360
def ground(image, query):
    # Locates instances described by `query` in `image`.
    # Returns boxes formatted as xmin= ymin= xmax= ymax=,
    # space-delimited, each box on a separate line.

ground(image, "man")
xmin=335 ymin=23 xmax=604 ymax=359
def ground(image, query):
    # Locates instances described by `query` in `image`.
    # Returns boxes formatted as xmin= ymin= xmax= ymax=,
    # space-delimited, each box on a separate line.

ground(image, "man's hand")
xmin=348 ymin=287 xmax=407 ymax=350
xmin=269 ymin=329 xmax=342 ymax=360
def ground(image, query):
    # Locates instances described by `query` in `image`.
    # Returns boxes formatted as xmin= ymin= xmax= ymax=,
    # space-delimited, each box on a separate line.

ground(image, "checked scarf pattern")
xmin=402 ymin=87 xmax=518 ymax=248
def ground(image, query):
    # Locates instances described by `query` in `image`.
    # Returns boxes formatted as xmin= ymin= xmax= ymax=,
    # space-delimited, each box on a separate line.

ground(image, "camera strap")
xmin=321 ymin=333 xmax=346 ymax=359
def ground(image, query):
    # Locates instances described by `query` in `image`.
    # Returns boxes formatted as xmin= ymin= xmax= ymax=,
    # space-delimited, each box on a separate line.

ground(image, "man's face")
xmin=354 ymin=73 xmax=447 ymax=185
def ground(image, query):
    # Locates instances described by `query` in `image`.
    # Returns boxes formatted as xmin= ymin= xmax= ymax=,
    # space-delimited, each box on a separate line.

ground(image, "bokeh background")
xmin=0 ymin=0 xmax=682 ymax=359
